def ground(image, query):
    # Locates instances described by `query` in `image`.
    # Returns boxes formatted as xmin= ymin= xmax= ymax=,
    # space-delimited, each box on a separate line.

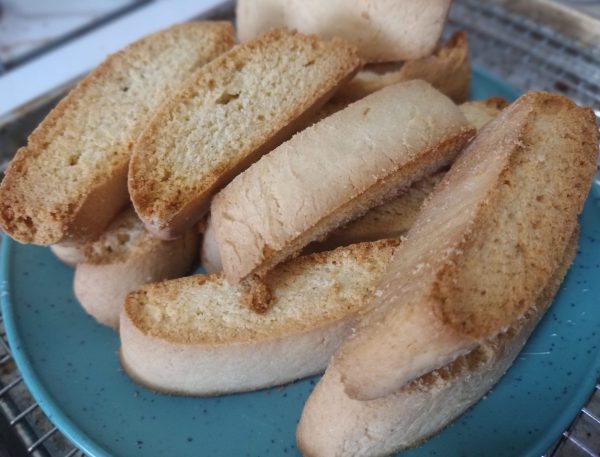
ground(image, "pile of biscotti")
xmin=1 ymin=0 xmax=598 ymax=454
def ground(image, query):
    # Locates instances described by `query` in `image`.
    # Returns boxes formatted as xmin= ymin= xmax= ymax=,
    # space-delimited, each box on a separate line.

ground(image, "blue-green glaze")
xmin=2 ymin=67 xmax=599 ymax=457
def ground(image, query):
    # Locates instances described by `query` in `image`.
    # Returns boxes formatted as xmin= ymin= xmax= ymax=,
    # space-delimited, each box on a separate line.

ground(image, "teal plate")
xmin=2 ymin=68 xmax=600 ymax=457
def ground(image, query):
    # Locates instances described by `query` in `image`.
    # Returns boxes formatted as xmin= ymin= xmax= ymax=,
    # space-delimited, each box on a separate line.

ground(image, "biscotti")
xmin=128 ymin=28 xmax=361 ymax=239
xmin=202 ymin=172 xmax=441 ymax=275
xmin=120 ymin=240 xmax=398 ymax=395
xmin=0 ymin=22 xmax=234 ymax=245
xmin=311 ymin=96 xmax=507 ymax=251
xmin=332 ymin=92 xmax=598 ymax=401
xmin=74 ymin=207 xmax=199 ymax=329
xmin=297 ymin=228 xmax=578 ymax=457
xmin=201 ymin=97 xmax=505 ymax=273
xmin=211 ymin=81 xmax=474 ymax=284
xmin=236 ymin=0 xmax=452 ymax=62
xmin=335 ymin=31 xmax=470 ymax=103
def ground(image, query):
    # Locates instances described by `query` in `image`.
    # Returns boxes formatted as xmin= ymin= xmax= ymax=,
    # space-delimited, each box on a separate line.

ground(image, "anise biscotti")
xmin=211 ymin=81 xmax=475 ymax=284
xmin=0 ymin=22 xmax=234 ymax=245
xmin=201 ymin=97 xmax=504 ymax=273
xmin=297 ymin=228 xmax=578 ymax=457
xmin=128 ymin=28 xmax=361 ymax=239
xmin=310 ymin=97 xmax=507 ymax=251
xmin=74 ymin=207 xmax=199 ymax=329
xmin=120 ymin=240 xmax=398 ymax=395
xmin=332 ymin=92 xmax=599 ymax=401
xmin=335 ymin=31 xmax=470 ymax=103
xmin=236 ymin=0 xmax=452 ymax=62
xmin=202 ymin=173 xmax=442 ymax=275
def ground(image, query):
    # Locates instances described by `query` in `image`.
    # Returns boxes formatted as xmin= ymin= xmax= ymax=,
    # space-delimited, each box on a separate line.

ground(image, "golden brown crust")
xmin=128 ymin=27 xmax=362 ymax=239
xmin=433 ymin=94 xmax=597 ymax=337
xmin=239 ymin=276 xmax=274 ymax=313
xmin=0 ymin=22 xmax=234 ymax=245
xmin=306 ymin=172 xmax=445 ymax=253
xmin=124 ymin=240 xmax=399 ymax=345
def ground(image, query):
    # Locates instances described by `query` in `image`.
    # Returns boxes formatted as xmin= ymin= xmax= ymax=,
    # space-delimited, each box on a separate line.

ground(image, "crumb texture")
xmin=0 ymin=22 xmax=234 ymax=244
xmin=125 ymin=240 xmax=397 ymax=344
xmin=82 ymin=207 xmax=148 ymax=264
xmin=129 ymin=28 xmax=360 ymax=234
xmin=437 ymin=95 xmax=598 ymax=336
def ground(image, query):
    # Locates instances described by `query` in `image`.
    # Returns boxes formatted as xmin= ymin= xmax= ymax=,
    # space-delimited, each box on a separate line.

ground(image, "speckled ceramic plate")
xmin=2 ymin=68 xmax=600 ymax=457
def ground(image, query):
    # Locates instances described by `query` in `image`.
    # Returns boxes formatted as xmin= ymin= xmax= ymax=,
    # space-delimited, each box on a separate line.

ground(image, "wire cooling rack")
xmin=445 ymin=2 xmax=600 ymax=453
xmin=0 ymin=0 xmax=599 ymax=456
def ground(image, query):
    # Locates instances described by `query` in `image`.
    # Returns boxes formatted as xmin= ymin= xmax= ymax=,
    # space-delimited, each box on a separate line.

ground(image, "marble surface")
xmin=0 ymin=0 xmax=137 ymax=66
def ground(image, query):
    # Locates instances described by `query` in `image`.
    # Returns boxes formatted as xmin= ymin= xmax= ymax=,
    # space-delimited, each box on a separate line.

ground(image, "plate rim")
xmin=1 ymin=66 xmax=599 ymax=457
xmin=1 ymin=237 xmax=114 ymax=457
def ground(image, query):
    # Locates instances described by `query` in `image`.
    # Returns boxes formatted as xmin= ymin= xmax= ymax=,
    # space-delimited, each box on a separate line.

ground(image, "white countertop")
xmin=0 ymin=0 xmax=137 ymax=65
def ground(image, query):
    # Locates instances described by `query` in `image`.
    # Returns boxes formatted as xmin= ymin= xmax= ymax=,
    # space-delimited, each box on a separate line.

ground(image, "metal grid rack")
xmin=445 ymin=2 xmax=600 ymax=454
xmin=0 ymin=0 xmax=599 ymax=456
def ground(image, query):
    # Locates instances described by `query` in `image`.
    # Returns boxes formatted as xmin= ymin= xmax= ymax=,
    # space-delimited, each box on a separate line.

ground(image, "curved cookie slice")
xmin=128 ymin=28 xmax=361 ymax=239
xmin=120 ymin=240 xmax=398 ymax=395
xmin=0 ymin=21 xmax=234 ymax=245
xmin=333 ymin=92 xmax=598 ymax=401
xmin=200 ymin=97 xmax=505 ymax=274
xmin=212 ymin=80 xmax=474 ymax=284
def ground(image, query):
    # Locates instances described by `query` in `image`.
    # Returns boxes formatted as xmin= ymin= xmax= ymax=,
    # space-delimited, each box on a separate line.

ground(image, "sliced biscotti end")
xmin=80 ymin=207 xmax=151 ymax=264
xmin=212 ymin=80 xmax=474 ymax=284
xmin=119 ymin=240 xmax=398 ymax=394
xmin=125 ymin=240 xmax=399 ymax=344
xmin=0 ymin=21 xmax=235 ymax=246
xmin=333 ymin=92 xmax=598 ymax=401
xmin=335 ymin=30 xmax=470 ymax=104
xmin=74 ymin=207 xmax=199 ymax=329
xmin=128 ymin=27 xmax=362 ymax=240
xmin=459 ymin=97 xmax=509 ymax=130
xmin=436 ymin=94 xmax=598 ymax=338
